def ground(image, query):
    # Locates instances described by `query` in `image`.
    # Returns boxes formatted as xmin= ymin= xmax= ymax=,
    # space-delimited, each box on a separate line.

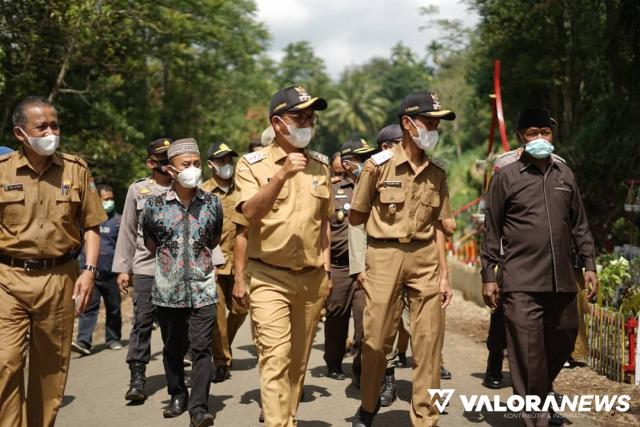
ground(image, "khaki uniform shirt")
xmin=201 ymin=178 xmax=243 ymax=276
xmin=112 ymin=177 xmax=171 ymax=276
xmin=351 ymin=143 xmax=452 ymax=241
xmin=0 ymin=149 xmax=106 ymax=258
xmin=234 ymin=143 xmax=333 ymax=270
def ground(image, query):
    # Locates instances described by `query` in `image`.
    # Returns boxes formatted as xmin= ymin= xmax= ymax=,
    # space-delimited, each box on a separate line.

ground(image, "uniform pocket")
xmin=378 ymin=188 xmax=405 ymax=220
xmin=0 ymin=190 xmax=26 ymax=225
xmin=54 ymin=189 xmax=81 ymax=223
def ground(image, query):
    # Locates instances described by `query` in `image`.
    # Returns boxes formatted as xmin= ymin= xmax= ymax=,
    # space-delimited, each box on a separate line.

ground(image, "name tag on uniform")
xmin=100 ymin=226 xmax=111 ymax=234
xmin=383 ymin=181 xmax=401 ymax=188
xmin=335 ymin=194 xmax=348 ymax=199
xmin=3 ymin=184 xmax=23 ymax=192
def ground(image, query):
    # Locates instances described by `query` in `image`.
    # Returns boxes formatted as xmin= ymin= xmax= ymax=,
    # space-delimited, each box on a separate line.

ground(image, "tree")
xmin=323 ymin=71 xmax=390 ymax=153
xmin=0 ymin=0 xmax=271 ymax=206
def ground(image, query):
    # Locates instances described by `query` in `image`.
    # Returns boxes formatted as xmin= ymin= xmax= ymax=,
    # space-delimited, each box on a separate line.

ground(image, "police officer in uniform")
xmin=233 ymin=85 xmax=332 ymax=427
xmin=350 ymin=91 xmax=455 ymax=427
xmin=0 ymin=96 xmax=106 ymax=426
xmin=112 ymin=137 xmax=173 ymax=402
xmin=201 ymin=141 xmax=248 ymax=383
xmin=323 ymin=137 xmax=374 ymax=381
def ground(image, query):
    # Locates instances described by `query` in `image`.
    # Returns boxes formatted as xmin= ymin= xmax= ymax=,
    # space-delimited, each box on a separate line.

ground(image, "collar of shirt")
xmin=390 ymin=142 xmax=432 ymax=175
xmin=265 ymin=142 xmax=287 ymax=163
xmin=208 ymin=179 xmax=233 ymax=194
xmin=165 ymin=187 xmax=206 ymax=203
xmin=518 ymin=155 xmax=561 ymax=174
xmin=15 ymin=148 xmax=63 ymax=173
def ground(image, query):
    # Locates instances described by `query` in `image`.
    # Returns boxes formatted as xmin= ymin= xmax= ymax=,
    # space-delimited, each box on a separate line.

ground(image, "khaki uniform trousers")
xmin=211 ymin=274 xmax=249 ymax=367
xmin=246 ymin=260 xmax=328 ymax=427
xmin=361 ymin=239 xmax=444 ymax=427
xmin=571 ymin=273 xmax=589 ymax=362
xmin=0 ymin=261 xmax=77 ymax=427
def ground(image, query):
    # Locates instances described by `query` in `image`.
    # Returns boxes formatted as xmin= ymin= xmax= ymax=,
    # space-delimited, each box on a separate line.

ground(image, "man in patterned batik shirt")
xmin=142 ymin=138 xmax=223 ymax=427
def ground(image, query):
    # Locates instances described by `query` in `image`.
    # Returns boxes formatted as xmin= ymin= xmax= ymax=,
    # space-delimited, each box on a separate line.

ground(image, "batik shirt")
xmin=142 ymin=188 xmax=222 ymax=308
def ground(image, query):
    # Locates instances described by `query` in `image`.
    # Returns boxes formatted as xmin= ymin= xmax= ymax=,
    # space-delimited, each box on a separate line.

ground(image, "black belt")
xmin=249 ymin=258 xmax=316 ymax=273
xmin=368 ymin=237 xmax=431 ymax=244
xmin=0 ymin=253 xmax=74 ymax=271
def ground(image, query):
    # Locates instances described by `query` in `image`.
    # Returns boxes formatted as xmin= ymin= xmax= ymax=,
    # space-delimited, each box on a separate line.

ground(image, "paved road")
xmin=58 ymin=312 xmax=599 ymax=427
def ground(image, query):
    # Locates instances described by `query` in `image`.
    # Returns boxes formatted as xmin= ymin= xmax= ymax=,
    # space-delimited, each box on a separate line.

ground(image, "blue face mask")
xmin=524 ymin=138 xmax=554 ymax=159
xmin=102 ymin=200 xmax=115 ymax=214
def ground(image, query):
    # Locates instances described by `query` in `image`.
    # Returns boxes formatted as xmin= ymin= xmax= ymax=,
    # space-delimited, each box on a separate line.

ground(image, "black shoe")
xmin=72 ymin=341 xmax=92 ymax=356
xmin=482 ymin=351 xmax=504 ymax=389
xmin=326 ymin=366 xmax=346 ymax=380
xmin=351 ymin=401 xmax=380 ymax=427
xmin=396 ymin=352 xmax=408 ymax=368
xmin=440 ymin=366 xmax=452 ymax=380
xmin=163 ymin=395 xmax=187 ymax=418
xmin=212 ymin=365 xmax=230 ymax=383
xmin=125 ymin=362 xmax=147 ymax=402
xmin=190 ymin=413 xmax=214 ymax=427
xmin=482 ymin=372 xmax=504 ymax=389
xmin=380 ymin=373 xmax=397 ymax=407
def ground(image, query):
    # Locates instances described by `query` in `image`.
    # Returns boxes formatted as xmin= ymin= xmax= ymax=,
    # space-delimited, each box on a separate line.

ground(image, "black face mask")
xmin=151 ymin=159 xmax=170 ymax=176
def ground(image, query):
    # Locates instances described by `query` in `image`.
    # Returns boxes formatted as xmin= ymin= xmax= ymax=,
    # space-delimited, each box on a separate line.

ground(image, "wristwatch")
xmin=82 ymin=264 xmax=98 ymax=276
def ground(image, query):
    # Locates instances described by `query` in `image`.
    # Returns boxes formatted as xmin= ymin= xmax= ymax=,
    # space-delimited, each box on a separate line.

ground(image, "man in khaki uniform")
xmin=201 ymin=141 xmax=248 ymax=383
xmin=233 ymin=85 xmax=332 ymax=427
xmin=0 ymin=96 xmax=106 ymax=427
xmin=350 ymin=91 xmax=454 ymax=427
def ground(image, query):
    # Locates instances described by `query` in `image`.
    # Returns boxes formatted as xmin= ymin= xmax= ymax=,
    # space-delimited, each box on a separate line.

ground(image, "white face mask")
xmin=213 ymin=163 xmax=234 ymax=180
xmin=20 ymin=128 xmax=60 ymax=156
xmin=408 ymin=119 xmax=438 ymax=151
xmin=173 ymin=165 xmax=201 ymax=188
xmin=278 ymin=118 xmax=312 ymax=148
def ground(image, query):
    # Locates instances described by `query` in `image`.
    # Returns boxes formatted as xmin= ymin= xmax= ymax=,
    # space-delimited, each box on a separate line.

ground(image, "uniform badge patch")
xmin=3 ymin=184 xmax=23 ymax=192
xmin=371 ymin=150 xmax=394 ymax=166
xmin=244 ymin=151 xmax=266 ymax=165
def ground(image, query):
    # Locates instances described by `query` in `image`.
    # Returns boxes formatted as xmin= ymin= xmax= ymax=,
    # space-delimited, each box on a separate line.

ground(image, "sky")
xmin=254 ymin=0 xmax=479 ymax=79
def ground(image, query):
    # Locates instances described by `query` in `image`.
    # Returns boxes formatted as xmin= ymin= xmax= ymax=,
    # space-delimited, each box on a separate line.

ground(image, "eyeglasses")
xmin=522 ymin=128 xmax=552 ymax=139
xmin=283 ymin=113 xmax=319 ymax=126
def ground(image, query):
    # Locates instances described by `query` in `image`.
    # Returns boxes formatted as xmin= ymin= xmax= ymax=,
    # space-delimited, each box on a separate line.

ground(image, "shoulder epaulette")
xmin=243 ymin=151 xmax=266 ymax=165
xmin=371 ymin=150 xmax=394 ymax=166
xmin=60 ymin=152 xmax=89 ymax=168
xmin=551 ymin=153 xmax=566 ymax=164
xmin=492 ymin=149 xmax=522 ymax=174
xmin=307 ymin=150 xmax=329 ymax=165
xmin=133 ymin=177 xmax=147 ymax=184
xmin=430 ymin=157 xmax=447 ymax=172
xmin=0 ymin=152 xmax=14 ymax=163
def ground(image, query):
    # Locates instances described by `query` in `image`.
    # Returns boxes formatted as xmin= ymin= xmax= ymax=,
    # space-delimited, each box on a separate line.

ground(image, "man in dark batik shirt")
xmin=142 ymin=138 xmax=222 ymax=427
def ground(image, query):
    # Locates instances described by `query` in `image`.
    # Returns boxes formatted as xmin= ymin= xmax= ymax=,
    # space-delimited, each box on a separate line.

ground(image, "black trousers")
xmin=502 ymin=291 xmax=578 ymax=427
xmin=323 ymin=265 xmax=365 ymax=374
xmin=76 ymin=272 xmax=122 ymax=346
xmin=486 ymin=305 xmax=506 ymax=354
xmin=126 ymin=274 xmax=156 ymax=364
xmin=157 ymin=304 xmax=216 ymax=416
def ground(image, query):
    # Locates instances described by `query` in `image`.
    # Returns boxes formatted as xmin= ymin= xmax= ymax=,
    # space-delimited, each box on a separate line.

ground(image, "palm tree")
xmin=324 ymin=71 xmax=390 ymax=138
